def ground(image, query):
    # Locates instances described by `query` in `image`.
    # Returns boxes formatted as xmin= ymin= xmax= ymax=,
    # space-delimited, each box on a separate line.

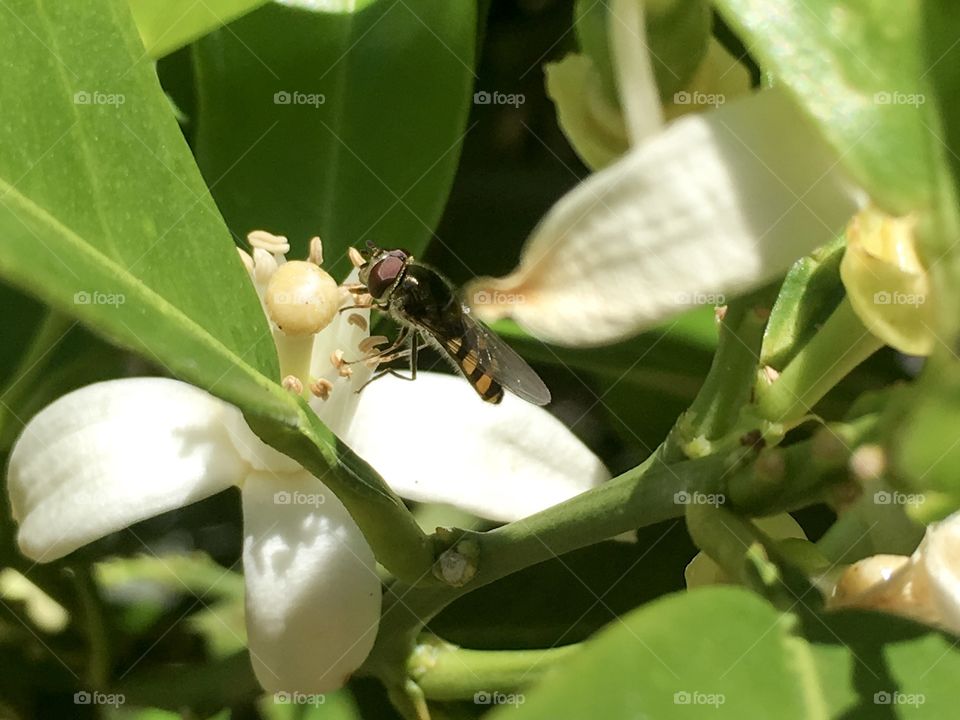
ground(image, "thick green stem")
xmin=754 ymin=298 xmax=883 ymax=426
xmin=410 ymin=639 xmax=579 ymax=701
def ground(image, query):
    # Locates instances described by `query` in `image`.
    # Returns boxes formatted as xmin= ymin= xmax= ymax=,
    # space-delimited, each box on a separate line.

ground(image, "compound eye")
xmin=366 ymin=255 xmax=405 ymax=299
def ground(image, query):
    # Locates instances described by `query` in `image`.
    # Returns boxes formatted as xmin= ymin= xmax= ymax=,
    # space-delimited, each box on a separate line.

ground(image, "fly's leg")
xmin=355 ymin=335 xmax=426 ymax=393
xmin=345 ymin=326 xmax=411 ymax=365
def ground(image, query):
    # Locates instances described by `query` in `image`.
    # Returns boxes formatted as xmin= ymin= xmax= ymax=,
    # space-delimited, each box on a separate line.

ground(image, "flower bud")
xmin=840 ymin=206 xmax=935 ymax=355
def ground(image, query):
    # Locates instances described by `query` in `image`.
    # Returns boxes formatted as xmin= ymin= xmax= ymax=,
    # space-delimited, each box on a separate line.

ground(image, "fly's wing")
xmin=454 ymin=309 xmax=552 ymax=405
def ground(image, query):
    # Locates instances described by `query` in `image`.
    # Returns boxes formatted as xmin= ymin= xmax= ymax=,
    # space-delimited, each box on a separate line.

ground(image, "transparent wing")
xmin=456 ymin=309 xmax=552 ymax=405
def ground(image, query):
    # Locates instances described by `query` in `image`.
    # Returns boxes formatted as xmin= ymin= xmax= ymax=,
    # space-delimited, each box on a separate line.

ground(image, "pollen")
xmin=358 ymin=335 xmax=389 ymax=355
xmin=281 ymin=374 xmax=303 ymax=394
xmin=346 ymin=313 xmax=368 ymax=331
xmin=310 ymin=377 xmax=334 ymax=400
xmin=330 ymin=349 xmax=353 ymax=377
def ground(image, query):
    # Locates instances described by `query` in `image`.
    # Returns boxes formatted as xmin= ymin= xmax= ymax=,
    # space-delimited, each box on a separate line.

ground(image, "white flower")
xmin=829 ymin=510 xmax=960 ymax=635
xmin=466 ymin=0 xmax=865 ymax=346
xmin=7 ymin=233 xmax=608 ymax=693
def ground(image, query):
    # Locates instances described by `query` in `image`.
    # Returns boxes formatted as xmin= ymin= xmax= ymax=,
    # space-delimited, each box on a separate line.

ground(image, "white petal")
xmin=343 ymin=372 xmax=609 ymax=521
xmin=467 ymin=88 xmax=865 ymax=346
xmin=8 ymin=378 xmax=247 ymax=562
xmin=308 ymin=270 xmax=373 ymax=432
xmin=242 ymin=471 xmax=380 ymax=692
xmin=916 ymin=512 xmax=960 ymax=634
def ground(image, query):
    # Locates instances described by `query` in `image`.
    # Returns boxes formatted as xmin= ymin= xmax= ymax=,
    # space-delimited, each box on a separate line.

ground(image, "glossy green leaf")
xmin=128 ymin=0 xmax=270 ymax=58
xmin=193 ymin=0 xmax=477 ymax=271
xmin=714 ymin=0 xmax=940 ymax=213
xmin=496 ymin=587 xmax=960 ymax=719
xmin=0 ymin=0 xmax=285 ymax=415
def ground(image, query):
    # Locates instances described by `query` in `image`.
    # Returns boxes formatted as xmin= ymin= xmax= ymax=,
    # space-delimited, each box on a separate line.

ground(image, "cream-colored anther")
xmin=348 ymin=246 xmax=365 ymax=268
xmin=308 ymin=236 xmax=324 ymax=266
xmin=248 ymin=230 xmax=290 ymax=256
xmin=253 ymin=248 xmax=278 ymax=286
xmin=265 ymin=261 xmax=340 ymax=336
xmin=310 ymin=378 xmax=334 ymax=401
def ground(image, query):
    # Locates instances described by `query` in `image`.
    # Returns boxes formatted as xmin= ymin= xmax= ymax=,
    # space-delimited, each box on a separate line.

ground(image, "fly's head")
xmin=358 ymin=242 xmax=412 ymax=301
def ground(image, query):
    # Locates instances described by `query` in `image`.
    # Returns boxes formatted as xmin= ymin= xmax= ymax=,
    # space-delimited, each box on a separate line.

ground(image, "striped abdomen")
xmin=443 ymin=336 xmax=504 ymax=404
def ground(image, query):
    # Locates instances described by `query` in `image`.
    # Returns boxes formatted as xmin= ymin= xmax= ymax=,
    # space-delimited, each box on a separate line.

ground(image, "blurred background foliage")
xmin=0 ymin=0 xmax=927 ymax=718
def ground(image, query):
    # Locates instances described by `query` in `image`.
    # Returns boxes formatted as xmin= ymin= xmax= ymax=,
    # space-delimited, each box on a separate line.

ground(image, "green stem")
xmin=73 ymin=565 xmax=111 ymax=689
xmin=410 ymin=639 xmax=579 ymax=701
xmin=660 ymin=289 xmax=774 ymax=462
xmin=362 ymin=452 xmax=727 ymax=680
xmin=0 ymin=310 xmax=73 ymax=449
xmin=754 ymin=298 xmax=883 ymax=426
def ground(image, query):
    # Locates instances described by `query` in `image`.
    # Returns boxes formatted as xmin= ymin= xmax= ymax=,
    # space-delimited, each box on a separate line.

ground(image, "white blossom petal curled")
xmin=343 ymin=372 xmax=609 ymax=521
xmin=915 ymin=513 xmax=960 ymax=633
xmin=467 ymin=88 xmax=865 ymax=346
xmin=242 ymin=471 xmax=380 ymax=693
xmin=8 ymin=378 xmax=247 ymax=562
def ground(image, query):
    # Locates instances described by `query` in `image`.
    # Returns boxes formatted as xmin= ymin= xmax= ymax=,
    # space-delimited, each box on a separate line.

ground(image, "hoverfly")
xmin=351 ymin=243 xmax=551 ymax=406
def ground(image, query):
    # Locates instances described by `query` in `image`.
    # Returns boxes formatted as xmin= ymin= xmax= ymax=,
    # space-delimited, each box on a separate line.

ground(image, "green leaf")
xmin=714 ymin=0 xmax=940 ymax=213
xmin=761 ymin=238 xmax=845 ymax=370
xmin=496 ymin=587 xmax=960 ymax=719
xmin=193 ymin=0 xmax=477 ymax=270
xmin=0 ymin=0 xmax=285 ymax=414
xmin=127 ymin=0 xmax=269 ymax=58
